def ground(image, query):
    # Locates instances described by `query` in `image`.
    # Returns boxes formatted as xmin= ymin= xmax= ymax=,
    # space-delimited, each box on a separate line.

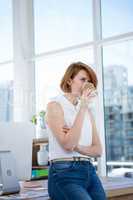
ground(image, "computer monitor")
xmin=0 ymin=122 xmax=35 ymax=181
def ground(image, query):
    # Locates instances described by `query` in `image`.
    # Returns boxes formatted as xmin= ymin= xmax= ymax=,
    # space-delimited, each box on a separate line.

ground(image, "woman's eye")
xmin=80 ymin=78 xmax=90 ymax=82
xmin=80 ymin=78 xmax=86 ymax=82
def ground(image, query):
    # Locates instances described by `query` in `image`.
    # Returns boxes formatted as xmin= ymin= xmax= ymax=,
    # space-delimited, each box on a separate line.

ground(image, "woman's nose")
xmin=83 ymin=80 xmax=88 ymax=86
xmin=82 ymin=81 xmax=88 ymax=90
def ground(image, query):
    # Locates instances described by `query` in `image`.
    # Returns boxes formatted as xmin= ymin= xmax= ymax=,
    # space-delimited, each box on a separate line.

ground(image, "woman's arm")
xmin=45 ymin=101 xmax=88 ymax=151
xmin=74 ymin=109 xmax=102 ymax=157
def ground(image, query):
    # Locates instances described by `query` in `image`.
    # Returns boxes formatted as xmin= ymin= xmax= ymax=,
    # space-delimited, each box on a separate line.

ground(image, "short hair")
xmin=60 ymin=61 xmax=98 ymax=93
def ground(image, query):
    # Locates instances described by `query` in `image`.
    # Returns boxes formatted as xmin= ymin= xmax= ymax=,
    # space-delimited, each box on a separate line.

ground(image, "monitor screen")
xmin=0 ymin=122 xmax=35 ymax=181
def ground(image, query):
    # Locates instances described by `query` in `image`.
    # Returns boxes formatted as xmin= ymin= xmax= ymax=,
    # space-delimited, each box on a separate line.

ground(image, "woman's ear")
xmin=67 ymin=79 xmax=72 ymax=85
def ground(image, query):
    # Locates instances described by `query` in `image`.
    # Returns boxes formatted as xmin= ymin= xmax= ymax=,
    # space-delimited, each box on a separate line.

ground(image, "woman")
xmin=46 ymin=62 xmax=107 ymax=200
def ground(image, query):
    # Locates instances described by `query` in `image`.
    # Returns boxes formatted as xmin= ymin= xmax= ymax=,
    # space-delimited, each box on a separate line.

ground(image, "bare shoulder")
xmin=45 ymin=101 xmax=66 ymax=144
xmin=47 ymin=101 xmax=63 ymax=113
xmin=46 ymin=101 xmax=64 ymax=121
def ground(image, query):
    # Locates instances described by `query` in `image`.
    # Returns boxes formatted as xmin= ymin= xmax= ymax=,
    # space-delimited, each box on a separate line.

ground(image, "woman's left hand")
xmin=62 ymin=125 xmax=70 ymax=134
xmin=74 ymin=144 xmax=82 ymax=152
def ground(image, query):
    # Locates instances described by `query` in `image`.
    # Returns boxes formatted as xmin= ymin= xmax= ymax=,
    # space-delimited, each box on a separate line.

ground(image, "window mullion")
xmin=92 ymin=0 xmax=106 ymax=177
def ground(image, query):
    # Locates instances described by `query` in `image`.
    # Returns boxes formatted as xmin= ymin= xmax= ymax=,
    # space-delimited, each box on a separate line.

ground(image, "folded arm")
xmin=45 ymin=101 xmax=87 ymax=151
xmin=74 ymin=109 xmax=102 ymax=157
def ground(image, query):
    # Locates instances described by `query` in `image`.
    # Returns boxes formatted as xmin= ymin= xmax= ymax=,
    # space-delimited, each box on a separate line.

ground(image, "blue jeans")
xmin=48 ymin=161 xmax=107 ymax=200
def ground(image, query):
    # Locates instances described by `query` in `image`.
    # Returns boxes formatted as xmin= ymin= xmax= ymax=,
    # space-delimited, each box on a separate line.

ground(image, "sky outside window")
xmin=103 ymin=40 xmax=133 ymax=86
xmin=0 ymin=1 xmax=133 ymax=82
xmin=34 ymin=0 xmax=93 ymax=54
xmin=0 ymin=0 xmax=13 ymax=63
xmin=101 ymin=0 xmax=133 ymax=38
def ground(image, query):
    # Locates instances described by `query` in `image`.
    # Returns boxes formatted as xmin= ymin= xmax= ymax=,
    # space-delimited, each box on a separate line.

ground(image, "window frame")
xmin=1 ymin=0 xmax=133 ymax=176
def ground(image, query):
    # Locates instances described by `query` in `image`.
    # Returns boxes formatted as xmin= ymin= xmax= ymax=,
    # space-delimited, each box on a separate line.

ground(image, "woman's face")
xmin=69 ymin=70 xmax=91 ymax=96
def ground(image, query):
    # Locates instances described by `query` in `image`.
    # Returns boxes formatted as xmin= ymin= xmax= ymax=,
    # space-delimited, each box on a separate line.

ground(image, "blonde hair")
xmin=60 ymin=61 xmax=98 ymax=93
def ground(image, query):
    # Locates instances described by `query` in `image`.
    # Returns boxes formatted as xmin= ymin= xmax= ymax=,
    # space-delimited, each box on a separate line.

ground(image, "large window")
xmin=34 ymin=0 xmax=133 ymax=176
xmin=1 ymin=0 xmax=133 ymax=176
xmin=0 ymin=0 xmax=13 ymax=122
xmin=34 ymin=0 xmax=93 ymax=54
xmin=0 ymin=65 xmax=13 ymax=122
xmin=101 ymin=0 xmax=133 ymax=38
xmin=103 ymin=41 xmax=133 ymax=174
xmin=0 ymin=0 xmax=13 ymax=62
xmin=101 ymin=0 xmax=133 ymax=177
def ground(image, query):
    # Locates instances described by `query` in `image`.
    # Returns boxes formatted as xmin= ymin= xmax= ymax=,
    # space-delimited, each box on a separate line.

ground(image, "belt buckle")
xmin=73 ymin=157 xmax=76 ymax=161
xmin=73 ymin=157 xmax=90 ymax=162
xmin=73 ymin=157 xmax=80 ymax=161
xmin=79 ymin=157 xmax=85 ymax=161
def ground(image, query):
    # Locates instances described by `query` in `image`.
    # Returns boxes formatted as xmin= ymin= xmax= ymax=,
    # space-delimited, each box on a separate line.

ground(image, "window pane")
xmin=103 ymin=41 xmax=133 ymax=177
xmin=0 ymin=63 xmax=13 ymax=121
xmin=35 ymin=47 xmax=94 ymax=111
xmin=0 ymin=64 xmax=13 ymax=82
xmin=101 ymin=0 xmax=133 ymax=38
xmin=0 ymin=0 xmax=13 ymax=62
xmin=34 ymin=0 xmax=93 ymax=54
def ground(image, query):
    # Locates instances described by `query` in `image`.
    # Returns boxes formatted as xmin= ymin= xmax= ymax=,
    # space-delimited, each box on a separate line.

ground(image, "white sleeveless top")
xmin=46 ymin=94 xmax=92 ymax=161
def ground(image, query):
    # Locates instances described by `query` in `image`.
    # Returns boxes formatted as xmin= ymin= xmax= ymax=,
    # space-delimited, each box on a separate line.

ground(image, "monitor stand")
xmin=0 ymin=151 xmax=20 ymax=195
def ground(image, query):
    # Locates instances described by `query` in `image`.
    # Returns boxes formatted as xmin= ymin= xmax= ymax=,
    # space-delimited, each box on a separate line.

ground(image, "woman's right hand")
xmin=81 ymin=82 xmax=97 ymax=104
